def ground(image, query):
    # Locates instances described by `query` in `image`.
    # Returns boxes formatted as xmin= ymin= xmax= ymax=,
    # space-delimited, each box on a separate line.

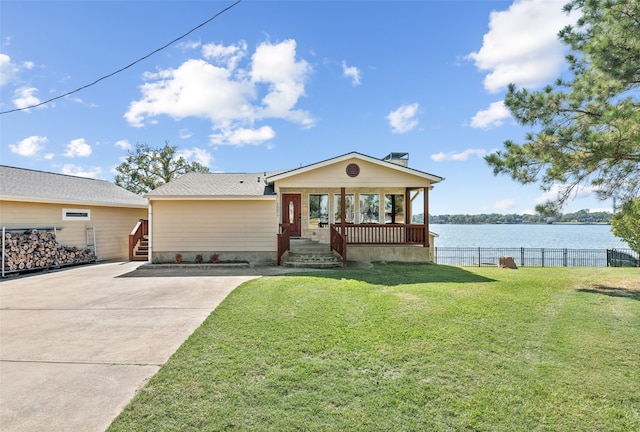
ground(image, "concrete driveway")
xmin=0 ymin=261 xmax=258 ymax=432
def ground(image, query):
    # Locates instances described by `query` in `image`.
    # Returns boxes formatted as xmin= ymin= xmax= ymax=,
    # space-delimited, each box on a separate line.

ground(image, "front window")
xmin=309 ymin=194 xmax=329 ymax=228
xmin=333 ymin=194 xmax=355 ymax=224
xmin=359 ymin=194 xmax=380 ymax=223
xmin=384 ymin=194 xmax=405 ymax=224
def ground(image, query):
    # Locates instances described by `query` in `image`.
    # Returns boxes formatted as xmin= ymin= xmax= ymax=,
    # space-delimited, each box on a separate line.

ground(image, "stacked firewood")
xmin=2 ymin=229 xmax=96 ymax=272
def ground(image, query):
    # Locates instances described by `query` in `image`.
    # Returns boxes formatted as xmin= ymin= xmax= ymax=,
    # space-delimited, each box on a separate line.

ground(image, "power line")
xmin=0 ymin=0 xmax=242 ymax=115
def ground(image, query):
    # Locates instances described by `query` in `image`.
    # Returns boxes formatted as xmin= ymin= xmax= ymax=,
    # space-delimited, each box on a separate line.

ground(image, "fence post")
xmin=478 ymin=247 xmax=481 ymax=267
xmin=541 ymin=248 xmax=545 ymax=267
xmin=563 ymin=248 xmax=567 ymax=267
xmin=520 ymin=247 xmax=524 ymax=267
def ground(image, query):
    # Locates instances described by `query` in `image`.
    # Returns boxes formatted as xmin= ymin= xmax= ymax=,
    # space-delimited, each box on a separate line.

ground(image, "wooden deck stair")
xmin=281 ymin=238 xmax=342 ymax=269
xmin=131 ymin=235 xmax=149 ymax=261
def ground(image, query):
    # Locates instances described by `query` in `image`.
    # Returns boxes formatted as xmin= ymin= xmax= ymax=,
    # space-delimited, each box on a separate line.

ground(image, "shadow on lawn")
xmin=116 ymin=262 xmax=495 ymax=285
xmin=577 ymin=285 xmax=640 ymax=301
xmin=288 ymin=263 xmax=496 ymax=286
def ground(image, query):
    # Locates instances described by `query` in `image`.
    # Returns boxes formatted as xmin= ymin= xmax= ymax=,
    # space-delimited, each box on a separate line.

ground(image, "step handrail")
xmin=330 ymin=225 xmax=347 ymax=266
xmin=277 ymin=223 xmax=290 ymax=265
xmin=128 ymin=219 xmax=148 ymax=261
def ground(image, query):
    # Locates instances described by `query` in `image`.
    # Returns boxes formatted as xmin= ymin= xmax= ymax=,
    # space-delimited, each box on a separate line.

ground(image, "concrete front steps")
xmin=282 ymin=238 xmax=343 ymax=269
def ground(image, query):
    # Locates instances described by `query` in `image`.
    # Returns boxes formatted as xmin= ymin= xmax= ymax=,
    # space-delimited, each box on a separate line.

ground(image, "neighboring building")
xmin=146 ymin=152 xmax=444 ymax=265
xmin=0 ymin=165 xmax=148 ymax=263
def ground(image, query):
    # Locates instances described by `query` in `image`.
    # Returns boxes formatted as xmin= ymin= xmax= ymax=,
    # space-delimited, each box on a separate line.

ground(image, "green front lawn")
xmin=108 ymin=264 xmax=639 ymax=432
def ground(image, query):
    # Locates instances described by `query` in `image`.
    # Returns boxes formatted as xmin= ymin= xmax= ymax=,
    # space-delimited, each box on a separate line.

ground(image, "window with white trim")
xmin=384 ymin=194 xmax=405 ymax=224
xmin=359 ymin=194 xmax=380 ymax=223
xmin=309 ymin=194 xmax=329 ymax=228
xmin=333 ymin=194 xmax=355 ymax=224
xmin=62 ymin=208 xmax=91 ymax=221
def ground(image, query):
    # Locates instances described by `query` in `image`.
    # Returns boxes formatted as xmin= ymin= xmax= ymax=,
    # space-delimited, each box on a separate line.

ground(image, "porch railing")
xmin=338 ymin=224 xmax=427 ymax=246
xmin=330 ymin=226 xmax=347 ymax=266
xmin=128 ymin=219 xmax=148 ymax=261
xmin=277 ymin=223 xmax=291 ymax=265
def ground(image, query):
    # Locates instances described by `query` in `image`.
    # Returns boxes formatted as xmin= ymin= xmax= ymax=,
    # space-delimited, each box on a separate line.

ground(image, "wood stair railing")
xmin=129 ymin=219 xmax=149 ymax=261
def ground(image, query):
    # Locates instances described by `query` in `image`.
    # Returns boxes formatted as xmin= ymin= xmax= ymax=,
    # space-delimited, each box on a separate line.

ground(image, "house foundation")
xmin=346 ymin=245 xmax=435 ymax=263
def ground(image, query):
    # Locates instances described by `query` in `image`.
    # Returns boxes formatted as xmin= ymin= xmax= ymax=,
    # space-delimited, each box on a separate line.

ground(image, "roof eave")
xmin=266 ymin=151 xmax=444 ymax=183
xmin=0 ymin=195 xmax=148 ymax=208
xmin=146 ymin=195 xmax=277 ymax=201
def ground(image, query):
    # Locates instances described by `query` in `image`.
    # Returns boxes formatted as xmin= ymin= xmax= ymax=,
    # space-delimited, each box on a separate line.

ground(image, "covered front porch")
xmin=278 ymin=186 xmax=434 ymax=266
xmin=268 ymin=152 xmax=443 ymax=267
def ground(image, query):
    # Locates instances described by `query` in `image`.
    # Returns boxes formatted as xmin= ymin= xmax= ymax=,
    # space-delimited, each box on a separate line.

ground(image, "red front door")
xmin=282 ymin=194 xmax=301 ymax=237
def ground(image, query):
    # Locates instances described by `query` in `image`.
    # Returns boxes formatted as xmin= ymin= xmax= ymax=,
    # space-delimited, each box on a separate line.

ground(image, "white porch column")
xmin=147 ymin=202 xmax=153 ymax=264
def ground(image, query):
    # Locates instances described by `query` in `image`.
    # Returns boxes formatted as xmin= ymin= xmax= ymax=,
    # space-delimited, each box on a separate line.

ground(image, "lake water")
xmin=430 ymin=224 xmax=629 ymax=249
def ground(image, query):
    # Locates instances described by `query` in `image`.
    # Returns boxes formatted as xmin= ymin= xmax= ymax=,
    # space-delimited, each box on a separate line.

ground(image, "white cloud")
xmin=468 ymin=0 xmax=577 ymax=92
xmin=177 ymin=40 xmax=201 ymax=51
xmin=431 ymin=148 xmax=487 ymax=162
xmin=125 ymin=39 xmax=314 ymax=146
xmin=13 ymin=87 xmax=43 ymax=110
xmin=60 ymin=164 xmax=102 ymax=178
xmin=210 ymin=126 xmax=276 ymax=146
xmin=126 ymin=58 xmax=253 ymax=126
xmin=202 ymin=41 xmax=247 ymax=70
xmin=63 ymin=138 xmax=92 ymax=157
xmin=489 ymin=198 xmax=518 ymax=211
xmin=342 ymin=60 xmax=361 ymax=86
xmin=0 ymin=54 xmax=32 ymax=87
xmin=250 ymin=40 xmax=313 ymax=124
xmin=534 ymin=183 xmax=595 ymax=205
xmin=0 ymin=53 xmax=19 ymax=86
xmin=114 ymin=140 xmax=131 ymax=151
xmin=176 ymin=147 xmax=214 ymax=167
xmin=8 ymin=135 xmax=48 ymax=157
xmin=387 ymin=103 xmax=419 ymax=134
xmin=470 ymin=100 xmax=511 ymax=129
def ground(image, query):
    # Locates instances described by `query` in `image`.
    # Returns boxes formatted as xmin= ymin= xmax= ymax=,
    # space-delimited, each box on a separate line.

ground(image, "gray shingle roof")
xmin=145 ymin=151 xmax=445 ymax=198
xmin=145 ymin=172 xmax=278 ymax=198
xmin=0 ymin=165 xmax=147 ymax=207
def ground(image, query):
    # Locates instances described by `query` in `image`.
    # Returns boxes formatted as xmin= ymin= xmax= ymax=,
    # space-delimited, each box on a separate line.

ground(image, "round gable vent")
xmin=346 ymin=163 xmax=360 ymax=177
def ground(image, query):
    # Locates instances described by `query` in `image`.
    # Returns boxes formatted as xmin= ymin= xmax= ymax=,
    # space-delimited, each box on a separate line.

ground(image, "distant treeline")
xmin=414 ymin=209 xmax=613 ymax=225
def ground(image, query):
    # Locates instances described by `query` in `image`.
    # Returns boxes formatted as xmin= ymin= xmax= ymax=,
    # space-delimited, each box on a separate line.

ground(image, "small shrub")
xmin=175 ymin=253 xmax=182 ymax=264
xmin=195 ymin=254 xmax=203 ymax=264
xmin=209 ymin=253 xmax=220 ymax=264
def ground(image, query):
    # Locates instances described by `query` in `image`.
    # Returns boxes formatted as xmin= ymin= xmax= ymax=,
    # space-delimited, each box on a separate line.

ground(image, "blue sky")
xmin=0 ymin=0 xmax=614 ymax=215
